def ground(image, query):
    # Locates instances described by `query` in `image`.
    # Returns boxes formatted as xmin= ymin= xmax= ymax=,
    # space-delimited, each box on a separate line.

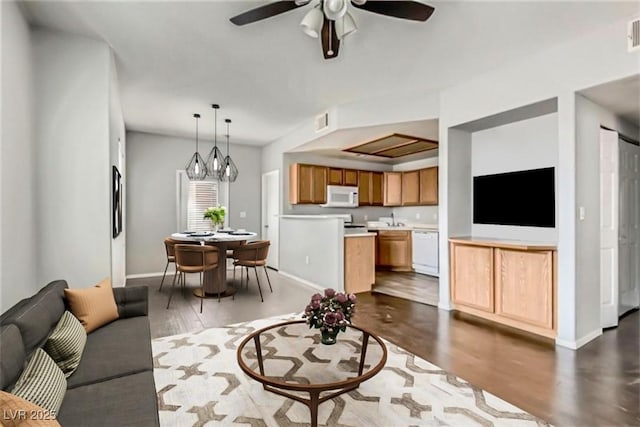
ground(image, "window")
xmin=187 ymin=180 xmax=218 ymax=231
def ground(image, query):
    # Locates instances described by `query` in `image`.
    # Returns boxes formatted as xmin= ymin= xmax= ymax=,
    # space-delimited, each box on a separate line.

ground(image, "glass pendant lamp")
xmin=219 ymin=118 xmax=239 ymax=182
xmin=185 ymin=113 xmax=208 ymax=180
xmin=205 ymin=104 xmax=224 ymax=178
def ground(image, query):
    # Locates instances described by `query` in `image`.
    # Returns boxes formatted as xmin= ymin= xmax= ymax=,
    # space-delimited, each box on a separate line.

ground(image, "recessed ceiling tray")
xmin=343 ymin=133 xmax=438 ymax=158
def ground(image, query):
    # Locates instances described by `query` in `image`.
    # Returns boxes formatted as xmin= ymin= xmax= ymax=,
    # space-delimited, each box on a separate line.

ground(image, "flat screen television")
xmin=473 ymin=167 xmax=555 ymax=228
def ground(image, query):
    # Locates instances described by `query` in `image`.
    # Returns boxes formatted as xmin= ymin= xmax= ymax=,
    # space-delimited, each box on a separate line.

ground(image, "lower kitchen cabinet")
xmin=449 ymin=237 xmax=557 ymax=339
xmin=344 ymin=235 xmax=375 ymax=294
xmin=376 ymin=230 xmax=412 ymax=272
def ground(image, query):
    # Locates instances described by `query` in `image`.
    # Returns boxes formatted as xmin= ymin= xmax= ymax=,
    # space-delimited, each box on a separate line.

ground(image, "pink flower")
xmin=335 ymin=292 xmax=347 ymax=303
xmin=311 ymin=301 xmax=320 ymax=310
xmin=348 ymin=293 xmax=357 ymax=303
xmin=311 ymin=293 xmax=322 ymax=302
xmin=324 ymin=288 xmax=336 ymax=298
xmin=335 ymin=311 xmax=345 ymax=322
xmin=323 ymin=312 xmax=338 ymax=326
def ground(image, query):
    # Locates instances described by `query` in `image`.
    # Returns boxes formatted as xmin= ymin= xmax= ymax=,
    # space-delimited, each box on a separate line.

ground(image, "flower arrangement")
xmin=203 ymin=206 xmax=226 ymax=227
xmin=303 ymin=288 xmax=356 ymax=345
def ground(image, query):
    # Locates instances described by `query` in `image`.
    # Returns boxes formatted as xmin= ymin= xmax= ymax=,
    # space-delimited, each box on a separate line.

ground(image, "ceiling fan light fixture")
xmin=323 ymin=0 xmax=348 ymax=20
xmin=351 ymin=0 xmax=367 ymax=5
xmin=336 ymin=12 xmax=357 ymax=40
xmin=300 ymin=6 xmax=323 ymax=38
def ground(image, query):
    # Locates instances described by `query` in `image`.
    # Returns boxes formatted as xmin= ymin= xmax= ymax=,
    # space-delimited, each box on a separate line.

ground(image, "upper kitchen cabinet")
xmin=358 ymin=171 xmax=384 ymax=206
xmin=419 ymin=167 xmax=438 ymax=205
xmin=383 ymin=172 xmax=402 ymax=206
xmin=328 ymin=168 xmax=359 ymax=187
xmin=328 ymin=168 xmax=344 ymax=185
xmin=401 ymin=170 xmax=420 ymax=206
xmin=289 ymin=163 xmax=327 ymax=204
xmin=343 ymin=169 xmax=358 ymax=186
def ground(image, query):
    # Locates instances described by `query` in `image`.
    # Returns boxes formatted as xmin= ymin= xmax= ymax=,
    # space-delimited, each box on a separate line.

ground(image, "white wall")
xmin=109 ymin=53 xmax=126 ymax=287
xmin=439 ymin=16 xmax=640 ymax=348
xmin=471 ymin=113 xmax=559 ymax=242
xmin=575 ymin=94 xmax=640 ymax=339
xmin=126 ymin=131 xmax=261 ymax=276
xmin=33 ymin=29 xmax=112 ymax=288
xmin=279 ymin=217 xmax=344 ymax=291
xmin=0 ymin=1 xmax=38 ymax=311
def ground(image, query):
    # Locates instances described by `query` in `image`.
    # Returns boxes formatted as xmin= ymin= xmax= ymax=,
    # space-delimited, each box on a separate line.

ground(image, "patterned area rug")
xmin=152 ymin=314 xmax=550 ymax=427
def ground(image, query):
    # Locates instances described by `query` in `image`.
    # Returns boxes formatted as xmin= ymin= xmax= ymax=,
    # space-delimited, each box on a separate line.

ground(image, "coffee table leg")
xmin=358 ymin=331 xmax=370 ymax=376
xmin=309 ymin=391 xmax=320 ymax=427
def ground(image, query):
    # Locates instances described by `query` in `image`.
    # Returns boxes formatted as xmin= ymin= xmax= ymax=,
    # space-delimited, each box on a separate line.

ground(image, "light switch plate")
xmin=579 ymin=206 xmax=585 ymax=221
xmin=239 ymin=211 xmax=247 ymax=218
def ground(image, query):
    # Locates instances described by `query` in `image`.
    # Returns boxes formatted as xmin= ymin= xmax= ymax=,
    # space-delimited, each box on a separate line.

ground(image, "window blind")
xmin=187 ymin=180 xmax=218 ymax=231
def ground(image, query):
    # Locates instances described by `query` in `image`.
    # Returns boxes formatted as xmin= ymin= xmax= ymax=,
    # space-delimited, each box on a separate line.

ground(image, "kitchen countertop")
xmin=367 ymin=224 xmax=438 ymax=232
xmin=344 ymin=232 xmax=377 ymax=238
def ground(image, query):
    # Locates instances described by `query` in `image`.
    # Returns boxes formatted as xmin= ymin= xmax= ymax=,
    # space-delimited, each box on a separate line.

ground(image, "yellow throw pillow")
xmin=64 ymin=278 xmax=119 ymax=333
xmin=0 ymin=391 xmax=61 ymax=427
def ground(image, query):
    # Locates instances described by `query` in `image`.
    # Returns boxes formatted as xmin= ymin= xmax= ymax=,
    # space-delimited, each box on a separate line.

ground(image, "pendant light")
xmin=219 ymin=118 xmax=239 ymax=182
xmin=205 ymin=104 xmax=224 ymax=178
xmin=185 ymin=113 xmax=208 ymax=180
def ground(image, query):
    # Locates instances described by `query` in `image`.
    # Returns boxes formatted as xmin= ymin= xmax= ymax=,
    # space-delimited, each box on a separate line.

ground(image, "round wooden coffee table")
xmin=236 ymin=319 xmax=387 ymax=427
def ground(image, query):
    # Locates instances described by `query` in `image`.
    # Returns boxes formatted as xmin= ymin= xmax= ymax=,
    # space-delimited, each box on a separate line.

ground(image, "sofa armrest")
xmin=113 ymin=286 xmax=149 ymax=318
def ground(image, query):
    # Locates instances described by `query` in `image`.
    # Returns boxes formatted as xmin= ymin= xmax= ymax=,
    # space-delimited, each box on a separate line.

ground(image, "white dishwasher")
xmin=412 ymin=230 xmax=439 ymax=276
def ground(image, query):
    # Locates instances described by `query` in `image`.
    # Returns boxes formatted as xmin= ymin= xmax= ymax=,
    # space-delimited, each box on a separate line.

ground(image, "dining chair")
xmin=159 ymin=237 xmax=178 ymax=292
xmin=226 ymin=240 xmax=246 ymax=281
xmin=168 ymin=244 xmax=219 ymax=313
xmin=232 ymin=240 xmax=272 ymax=302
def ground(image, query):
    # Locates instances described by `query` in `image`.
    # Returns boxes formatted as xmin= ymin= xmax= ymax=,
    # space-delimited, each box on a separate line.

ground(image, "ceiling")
xmin=580 ymin=75 xmax=640 ymax=127
xmin=21 ymin=1 xmax=639 ymax=147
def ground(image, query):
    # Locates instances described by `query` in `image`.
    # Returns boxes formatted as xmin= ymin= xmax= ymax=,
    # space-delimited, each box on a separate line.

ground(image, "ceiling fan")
xmin=230 ymin=0 xmax=435 ymax=60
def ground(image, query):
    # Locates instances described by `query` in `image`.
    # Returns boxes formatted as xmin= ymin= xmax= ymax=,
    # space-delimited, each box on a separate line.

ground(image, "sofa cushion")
xmin=0 ymin=325 xmax=26 ymax=390
xmin=0 ymin=281 xmax=67 ymax=355
xmin=57 ymin=371 xmax=159 ymax=427
xmin=0 ymin=391 xmax=61 ymax=427
xmin=64 ymin=278 xmax=119 ymax=333
xmin=10 ymin=349 xmax=66 ymax=414
xmin=43 ymin=311 xmax=87 ymax=378
xmin=66 ymin=316 xmax=153 ymax=389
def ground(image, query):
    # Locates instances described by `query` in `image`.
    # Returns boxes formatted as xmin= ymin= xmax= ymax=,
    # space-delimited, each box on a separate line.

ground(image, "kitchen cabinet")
xmin=358 ymin=171 xmax=384 ymax=206
xmin=449 ymin=237 xmax=556 ymax=338
xmin=328 ymin=168 xmax=344 ymax=185
xmin=419 ymin=167 xmax=438 ymax=205
xmin=401 ymin=170 xmax=420 ymax=206
xmin=376 ymin=230 xmax=412 ymax=272
xmin=344 ymin=169 xmax=358 ymax=186
xmin=344 ymin=235 xmax=376 ymax=294
xmin=383 ymin=172 xmax=403 ymax=206
xmin=371 ymin=172 xmax=384 ymax=205
xmin=289 ymin=163 xmax=327 ymax=204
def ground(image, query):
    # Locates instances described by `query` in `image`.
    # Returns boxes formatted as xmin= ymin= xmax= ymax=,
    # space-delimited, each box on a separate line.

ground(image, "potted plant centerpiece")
xmin=203 ymin=206 xmax=226 ymax=232
xmin=303 ymin=288 xmax=356 ymax=345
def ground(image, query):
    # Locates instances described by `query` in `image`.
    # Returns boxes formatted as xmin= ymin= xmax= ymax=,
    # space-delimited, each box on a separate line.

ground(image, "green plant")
xmin=203 ymin=206 xmax=226 ymax=226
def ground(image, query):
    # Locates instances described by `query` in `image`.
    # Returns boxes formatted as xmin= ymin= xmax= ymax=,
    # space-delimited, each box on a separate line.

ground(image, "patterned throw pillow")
xmin=64 ymin=277 xmax=119 ymax=333
xmin=10 ymin=349 xmax=66 ymax=415
xmin=43 ymin=311 xmax=87 ymax=377
xmin=0 ymin=391 xmax=61 ymax=426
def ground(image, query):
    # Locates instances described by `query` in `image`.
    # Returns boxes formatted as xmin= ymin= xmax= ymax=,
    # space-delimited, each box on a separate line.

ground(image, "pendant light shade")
xmin=300 ymin=5 xmax=323 ymax=38
xmin=185 ymin=113 xmax=208 ymax=181
xmin=205 ymin=104 xmax=224 ymax=178
xmin=219 ymin=118 xmax=239 ymax=183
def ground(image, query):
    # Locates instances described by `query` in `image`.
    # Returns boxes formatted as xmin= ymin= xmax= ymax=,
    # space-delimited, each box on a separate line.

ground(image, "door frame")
xmin=261 ymin=169 xmax=280 ymax=270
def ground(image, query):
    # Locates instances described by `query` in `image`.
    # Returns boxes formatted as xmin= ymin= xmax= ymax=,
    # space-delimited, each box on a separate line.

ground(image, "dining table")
xmin=171 ymin=230 xmax=257 ymax=298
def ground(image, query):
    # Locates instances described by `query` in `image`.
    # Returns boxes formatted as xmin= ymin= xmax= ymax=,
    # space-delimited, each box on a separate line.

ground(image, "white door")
xmin=618 ymin=138 xmax=640 ymax=315
xmin=600 ymin=128 xmax=619 ymax=328
xmin=262 ymin=170 xmax=280 ymax=269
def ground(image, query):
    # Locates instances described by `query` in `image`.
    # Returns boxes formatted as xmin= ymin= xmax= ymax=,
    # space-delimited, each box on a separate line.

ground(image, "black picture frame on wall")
xmin=112 ymin=165 xmax=123 ymax=238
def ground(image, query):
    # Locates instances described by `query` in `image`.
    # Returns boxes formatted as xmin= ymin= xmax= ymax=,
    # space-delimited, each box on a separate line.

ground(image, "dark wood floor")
xmin=130 ymin=271 xmax=639 ymax=427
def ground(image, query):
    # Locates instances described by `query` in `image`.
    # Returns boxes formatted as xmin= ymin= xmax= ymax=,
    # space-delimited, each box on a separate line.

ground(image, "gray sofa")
xmin=0 ymin=280 xmax=160 ymax=426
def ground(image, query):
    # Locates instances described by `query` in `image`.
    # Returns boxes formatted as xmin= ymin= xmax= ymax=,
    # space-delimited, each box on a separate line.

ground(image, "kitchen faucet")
xmin=391 ymin=212 xmax=396 ymax=226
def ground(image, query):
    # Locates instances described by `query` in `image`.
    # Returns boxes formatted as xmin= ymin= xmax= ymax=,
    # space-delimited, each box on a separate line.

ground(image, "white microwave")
xmin=321 ymin=185 xmax=359 ymax=208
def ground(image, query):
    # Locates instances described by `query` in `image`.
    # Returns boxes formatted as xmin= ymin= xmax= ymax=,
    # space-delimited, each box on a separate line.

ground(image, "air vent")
xmin=314 ymin=112 xmax=329 ymax=132
xmin=629 ymin=18 xmax=640 ymax=52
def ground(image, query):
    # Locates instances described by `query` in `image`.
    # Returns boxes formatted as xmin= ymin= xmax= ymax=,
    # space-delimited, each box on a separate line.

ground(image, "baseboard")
xmin=555 ymin=328 xmax=602 ymax=350
xmin=126 ymin=272 xmax=169 ymax=279
xmin=278 ymin=271 xmax=324 ymax=292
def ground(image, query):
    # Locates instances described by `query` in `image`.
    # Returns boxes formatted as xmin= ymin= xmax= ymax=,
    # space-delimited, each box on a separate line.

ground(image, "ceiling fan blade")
xmin=230 ymin=1 xmax=310 ymax=26
xmin=321 ymin=17 xmax=340 ymax=59
xmin=351 ymin=1 xmax=435 ymax=22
